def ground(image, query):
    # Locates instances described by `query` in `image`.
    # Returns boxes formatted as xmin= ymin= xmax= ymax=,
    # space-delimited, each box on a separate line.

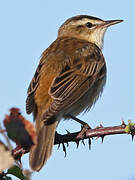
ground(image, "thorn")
xmin=95 ymin=123 xmax=103 ymax=129
xmin=82 ymin=139 xmax=85 ymax=146
xmin=62 ymin=143 xmax=67 ymax=157
xmin=55 ymin=131 xmax=58 ymax=135
xmin=88 ymin=137 xmax=91 ymax=150
xmin=99 ymin=123 xmax=103 ymax=128
xmin=76 ymin=141 xmax=79 ymax=149
xmin=66 ymin=130 xmax=71 ymax=134
xmin=66 ymin=142 xmax=69 ymax=147
xmin=57 ymin=144 xmax=60 ymax=150
xmin=131 ymin=125 xmax=135 ymax=132
xmin=101 ymin=136 xmax=105 ymax=143
xmin=132 ymin=134 xmax=134 ymax=142
xmin=121 ymin=120 xmax=126 ymax=127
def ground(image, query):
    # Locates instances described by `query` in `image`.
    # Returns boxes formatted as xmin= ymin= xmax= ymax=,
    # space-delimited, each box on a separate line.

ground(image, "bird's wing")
xmin=26 ymin=62 xmax=43 ymax=114
xmin=43 ymin=44 xmax=106 ymax=123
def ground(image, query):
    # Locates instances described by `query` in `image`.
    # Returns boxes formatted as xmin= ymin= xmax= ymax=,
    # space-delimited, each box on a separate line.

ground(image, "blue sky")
xmin=0 ymin=0 xmax=135 ymax=180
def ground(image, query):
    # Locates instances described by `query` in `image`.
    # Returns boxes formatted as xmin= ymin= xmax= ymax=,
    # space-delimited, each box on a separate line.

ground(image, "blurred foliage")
xmin=0 ymin=108 xmax=35 ymax=180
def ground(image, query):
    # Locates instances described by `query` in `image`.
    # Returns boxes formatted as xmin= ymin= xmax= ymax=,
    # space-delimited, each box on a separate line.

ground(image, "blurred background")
xmin=0 ymin=0 xmax=135 ymax=179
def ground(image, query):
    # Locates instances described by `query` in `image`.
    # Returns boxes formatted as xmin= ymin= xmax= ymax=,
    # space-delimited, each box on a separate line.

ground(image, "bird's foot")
xmin=66 ymin=114 xmax=91 ymax=139
xmin=79 ymin=123 xmax=91 ymax=139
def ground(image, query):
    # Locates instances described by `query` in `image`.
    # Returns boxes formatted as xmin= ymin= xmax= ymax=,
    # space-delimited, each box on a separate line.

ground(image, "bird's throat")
xmin=89 ymin=27 xmax=107 ymax=49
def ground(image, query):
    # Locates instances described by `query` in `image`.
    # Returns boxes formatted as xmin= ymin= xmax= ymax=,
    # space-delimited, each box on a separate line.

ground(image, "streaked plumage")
xmin=26 ymin=15 xmax=123 ymax=171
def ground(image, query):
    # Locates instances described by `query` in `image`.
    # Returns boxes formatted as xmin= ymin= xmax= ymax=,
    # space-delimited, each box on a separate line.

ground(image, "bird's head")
xmin=58 ymin=15 xmax=123 ymax=49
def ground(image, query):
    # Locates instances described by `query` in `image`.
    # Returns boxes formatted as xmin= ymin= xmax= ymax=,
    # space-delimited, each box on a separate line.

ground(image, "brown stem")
xmin=54 ymin=122 xmax=127 ymax=145
xmin=13 ymin=122 xmax=130 ymax=159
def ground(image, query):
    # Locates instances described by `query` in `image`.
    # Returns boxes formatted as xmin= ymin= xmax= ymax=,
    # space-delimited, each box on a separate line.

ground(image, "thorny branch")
xmin=12 ymin=120 xmax=135 ymax=158
xmin=55 ymin=122 xmax=126 ymax=145
xmin=2 ymin=108 xmax=135 ymax=159
xmin=54 ymin=120 xmax=135 ymax=156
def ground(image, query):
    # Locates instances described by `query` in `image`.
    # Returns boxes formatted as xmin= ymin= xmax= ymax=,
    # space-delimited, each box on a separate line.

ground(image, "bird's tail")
xmin=29 ymin=116 xmax=57 ymax=171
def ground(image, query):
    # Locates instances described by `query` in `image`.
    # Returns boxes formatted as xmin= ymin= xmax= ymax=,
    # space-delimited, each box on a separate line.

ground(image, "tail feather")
xmin=29 ymin=121 xmax=57 ymax=171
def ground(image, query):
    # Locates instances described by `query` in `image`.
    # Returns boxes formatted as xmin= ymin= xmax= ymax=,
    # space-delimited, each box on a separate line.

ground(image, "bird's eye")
xmin=86 ymin=22 xmax=93 ymax=28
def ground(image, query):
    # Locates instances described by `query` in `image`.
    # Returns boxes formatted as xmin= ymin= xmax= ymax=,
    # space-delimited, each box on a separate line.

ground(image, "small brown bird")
xmin=26 ymin=15 xmax=123 ymax=171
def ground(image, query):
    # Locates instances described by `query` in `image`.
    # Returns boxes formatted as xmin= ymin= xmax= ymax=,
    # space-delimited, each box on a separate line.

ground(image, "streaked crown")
xmin=58 ymin=15 xmax=123 ymax=49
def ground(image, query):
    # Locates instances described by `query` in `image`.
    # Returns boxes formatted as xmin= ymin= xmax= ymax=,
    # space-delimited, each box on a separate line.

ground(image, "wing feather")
xmin=26 ymin=62 xmax=43 ymax=114
xmin=43 ymin=50 xmax=106 ymax=122
xmin=26 ymin=38 xmax=106 ymax=124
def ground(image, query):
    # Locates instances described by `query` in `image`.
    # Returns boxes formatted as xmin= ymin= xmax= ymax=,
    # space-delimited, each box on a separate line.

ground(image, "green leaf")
xmin=7 ymin=166 xmax=28 ymax=180
xmin=125 ymin=120 xmax=135 ymax=134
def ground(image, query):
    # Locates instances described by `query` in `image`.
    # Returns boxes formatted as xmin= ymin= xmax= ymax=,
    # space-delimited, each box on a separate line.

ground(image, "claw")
xmin=77 ymin=123 xmax=91 ymax=140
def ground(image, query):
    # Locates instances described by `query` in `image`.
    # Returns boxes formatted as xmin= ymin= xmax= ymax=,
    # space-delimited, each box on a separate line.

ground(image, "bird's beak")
xmin=101 ymin=19 xmax=123 ymax=28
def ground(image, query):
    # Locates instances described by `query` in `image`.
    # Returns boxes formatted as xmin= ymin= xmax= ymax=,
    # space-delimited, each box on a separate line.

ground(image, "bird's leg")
xmin=66 ymin=114 xmax=91 ymax=139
